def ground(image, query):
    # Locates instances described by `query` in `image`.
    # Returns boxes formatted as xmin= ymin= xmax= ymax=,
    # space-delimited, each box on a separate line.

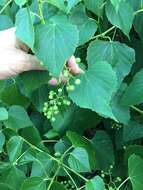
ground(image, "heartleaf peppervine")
xmin=0 ymin=1 xmax=143 ymax=190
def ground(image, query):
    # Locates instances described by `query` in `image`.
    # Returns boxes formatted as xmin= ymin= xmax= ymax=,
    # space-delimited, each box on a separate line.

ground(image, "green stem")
xmin=47 ymin=165 xmax=61 ymax=190
xmin=63 ymin=168 xmax=79 ymax=190
xmin=38 ymin=0 xmax=45 ymax=24
xmin=63 ymin=164 xmax=88 ymax=182
xmin=134 ymin=8 xmax=143 ymax=15
xmin=117 ymin=177 xmax=130 ymax=190
xmin=131 ymin=106 xmax=143 ymax=115
xmin=21 ymin=136 xmax=88 ymax=182
xmin=92 ymin=26 xmax=115 ymax=40
xmin=0 ymin=0 xmax=12 ymax=14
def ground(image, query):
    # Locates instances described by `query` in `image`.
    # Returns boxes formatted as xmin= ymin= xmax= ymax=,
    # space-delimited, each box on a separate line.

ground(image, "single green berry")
xmin=116 ymin=177 xmax=122 ymax=182
xmin=47 ymin=111 xmax=52 ymax=116
xmin=58 ymin=88 xmax=62 ymax=93
xmin=63 ymin=70 xmax=69 ymax=78
xmin=75 ymin=78 xmax=81 ymax=85
xmin=49 ymin=95 xmax=53 ymax=100
xmin=101 ymin=174 xmax=105 ymax=178
xmin=58 ymin=102 xmax=62 ymax=106
xmin=110 ymin=165 xmax=113 ymax=169
xmin=76 ymin=57 xmax=81 ymax=63
xmin=53 ymin=105 xmax=58 ymax=111
xmin=44 ymin=102 xmax=48 ymax=107
xmin=54 ymin=110 xmax=59 ymax=115
xmin=54 ymin=152 xmax=61 ymax=157
xmin=47 ymin=115 xmax=51 ymax=119
xmin=51 ymin=117 xmax=56 ymax=122
xmin=67 ymin=85 xmax=75 ymax=91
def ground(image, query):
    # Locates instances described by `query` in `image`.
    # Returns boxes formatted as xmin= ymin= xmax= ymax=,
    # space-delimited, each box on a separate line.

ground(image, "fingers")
xmin=68 ymin=55 xmax=84 ymax=75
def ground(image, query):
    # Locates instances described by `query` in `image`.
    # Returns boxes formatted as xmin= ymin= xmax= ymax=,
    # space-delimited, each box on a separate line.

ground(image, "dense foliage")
xmin=1 ymin=0 xmax=143 ymax=189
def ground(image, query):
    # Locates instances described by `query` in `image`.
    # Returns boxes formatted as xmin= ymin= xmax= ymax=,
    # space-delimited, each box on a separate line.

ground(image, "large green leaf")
xmin=20 ymin=177 xmax=46 ymax=190
xmin=111 ymin=84 xmax=130 ymax=124
xmin=106 ymin=1 xmax=134 ymax=36
xmin=34 ymin=15 xmax=78 ymax=76
xmin=87 ymin=40 xmax=135 ymax=84
xmin=5 ymin=106 xmax=33 ymax=131
xmin=0 ymin=15 xmax=13 ymax=30
xmin=69 ymin=61 xmax=117 ymax=120
xmin=0 ymin=166 xmax=25 ymax=190
xmin=92 ymin=130 xmax=114 ymax=171
xmin=17 ymin=71 xmax=50 ymax=97
xmin=84 ymin=0 xmax=104 ymax=16
xmin=16 ymin=8 xmax=34 ymax=49
xmin=70 ymin=4 xmax=97 ymax=45
xmin=85 ymin=176 xmax=105 ymax=190
xmin=128 ymin=154 xmax=143 ymax=190
xmin=0 ymin=183 xmax=14 ymax=190
xmin=68 ymin=147 xmax=91 ymax=173
xmin=123 ymin=121 xmax=143 ymax=142
xmin=121 ymin=69 xmax=143 ymax=106
xmin=7 ymin=136 xmax=23 ymax=163
xmin=1 ymin=84 xmax=29 ymax=107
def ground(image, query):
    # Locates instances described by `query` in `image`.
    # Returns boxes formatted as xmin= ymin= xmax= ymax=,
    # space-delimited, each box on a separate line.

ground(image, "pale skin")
xmin=0 ymin=27 xmax=82 ymax=81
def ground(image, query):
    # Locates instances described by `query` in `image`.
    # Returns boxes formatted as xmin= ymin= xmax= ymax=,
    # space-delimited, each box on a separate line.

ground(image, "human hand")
xmin=0 ymin=27 xmax=83 ymax=81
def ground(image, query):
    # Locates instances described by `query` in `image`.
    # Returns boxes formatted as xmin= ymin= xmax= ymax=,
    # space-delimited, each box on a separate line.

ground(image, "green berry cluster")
xmin=43 ymin=89 xmax=71 ymax=122
xmin=60 ymin=180 xmax=75 ymax=190
xmin=111 ymin=123 xmax=123 ymax=130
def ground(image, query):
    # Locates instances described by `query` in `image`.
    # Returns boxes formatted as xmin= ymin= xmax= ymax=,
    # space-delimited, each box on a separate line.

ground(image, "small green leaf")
xmin=14 ymin=0 xmax=26 ymax=6
xmin=128 ymin=154 xmax=143 ymax=190
xmin=67 ymin=131 xmax=96 ymax=170
xmin=68 ymin=147 xmax=91 ymax=172
xmin=5 ymin=106 xmax=33 ymax=131
xmin=0 ymin=107 xmax=8 ymax=121
xmin=7 ymin=136 xmax=23 ymax=163
xmin=20 ymin=177 xmax=46 ymax=190
xmin=86 ymin=176 xmax=105 ymax=190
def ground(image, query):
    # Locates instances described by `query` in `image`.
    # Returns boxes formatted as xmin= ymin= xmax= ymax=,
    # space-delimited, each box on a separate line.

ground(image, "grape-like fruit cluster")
xmin=60 ymin=180 xmax=75 ymax=190
xmin=43 ymin=57 xmax=82 ymax=122
xmin=43 ymin=89 xmax=71 ymax=122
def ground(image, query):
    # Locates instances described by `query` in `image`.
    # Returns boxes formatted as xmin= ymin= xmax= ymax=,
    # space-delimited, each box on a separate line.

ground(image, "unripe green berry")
xmin=51 ymin=117 xmax=56 ymax=122
xmin=49 ymin=95 xmax=53 ymax=99
xmin=54 ymin=152 xmax=61 ymax=157
xmin=58 ymin=88 xmax=62 ymax=93
xmin=54 ymin=110 xmax=59 ymax=115
xmin=76 ymin=57 xmax=81 ymax=63
xmin=53 ymin=105 xmax=58 ymax=111
xmin=101 ymin=174 xmax=105 ymax=178
xmin=75 ymin=78 xmax=81 ymax=85
xmin=47 ymin=111 xmax=52 ymax=116
xmin=58 ymin=102 xmax=62 ymax=106
xmin=44 ymin=102 xmax=48 ymax=107
xmin=67 ymin=85 xmax=75 ymax=91
xmin=47 ymin=115 xmax=51 ymax=119
xmin=63 ymin=70 xmax=69 ymax=77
